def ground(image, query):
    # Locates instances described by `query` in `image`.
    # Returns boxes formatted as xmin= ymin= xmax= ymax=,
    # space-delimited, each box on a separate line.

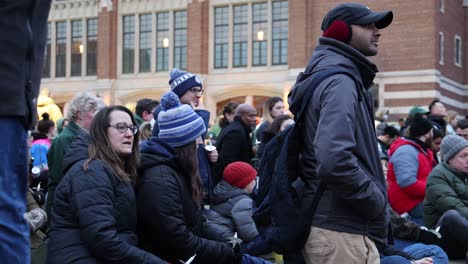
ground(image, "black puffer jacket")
xmin=136 ymin=137 xmax=235 ymax=264
xmin=48 ymin=144 xmax=165 ymax=263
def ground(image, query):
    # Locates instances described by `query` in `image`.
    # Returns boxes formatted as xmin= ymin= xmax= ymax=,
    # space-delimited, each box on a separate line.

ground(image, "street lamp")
xmin=163 ymin=38 xmax=169 ymax=48
xmin=257 ymin=31 xmax=264 ymax=41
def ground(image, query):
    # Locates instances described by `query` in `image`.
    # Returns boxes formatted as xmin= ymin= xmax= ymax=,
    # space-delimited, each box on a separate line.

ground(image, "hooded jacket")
xmin=48 ymin=134 xmax=164 ymax=263
xmin=136 ymin=137 xmax=235 ymax=264
xmin=207 ymin=181 xmax=259 ymax=242
xmin=288 ymin=37 xmax=389 ymax=244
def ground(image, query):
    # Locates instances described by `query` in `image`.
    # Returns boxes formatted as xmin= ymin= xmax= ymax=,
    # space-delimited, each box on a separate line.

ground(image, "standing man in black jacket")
xmin=215 ymin=104 xmax=257 ymax=184
xmin=288 ymin=3 xmax=393 ymax=263
xmin=0 ymin=1 xmax=52 ymax=263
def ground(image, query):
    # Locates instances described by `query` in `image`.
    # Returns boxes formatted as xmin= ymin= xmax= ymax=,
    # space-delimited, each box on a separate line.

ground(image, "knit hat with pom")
xmin=223 ymin=161 xmax=257 ymax=189
xmin=157 ymin=91 xmax=206 ymax=147
xmin=169 ymin=68 xmax=203 ymax=97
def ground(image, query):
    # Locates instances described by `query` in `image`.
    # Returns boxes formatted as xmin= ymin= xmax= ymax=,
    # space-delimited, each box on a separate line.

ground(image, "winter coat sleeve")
xmin=390 ymin=146 xmax=426 ymax=198
xmin=425 ymin=169 xmax=468 ymax=220
xmin=312 ymin=75 xmax=386 ymax=220
xmin=71 ymin=162 xmax=165 ymax=264
xmin=231 ymin=198 xmax=259 ymax=242
xmin=137 ymin=166 xmax=235 ymax=263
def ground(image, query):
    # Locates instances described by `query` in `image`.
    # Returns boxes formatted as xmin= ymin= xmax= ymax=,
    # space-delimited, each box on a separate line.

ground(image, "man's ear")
xmin=322 ymin=20 xmax=352 ymax=43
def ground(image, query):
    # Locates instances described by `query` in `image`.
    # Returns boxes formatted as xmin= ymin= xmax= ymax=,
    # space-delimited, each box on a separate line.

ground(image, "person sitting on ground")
xmin=137 ymin=91 xmax=270 ymax=264
xmin=424 ymin=134 xmax=468 ymax=259
xmin=47 ymin=105 xmax=165 ymax=263
xmin=387 ymin=117 xmax=436 ymax=225
xmin=206 ymin=162 xmax=258 ymax=242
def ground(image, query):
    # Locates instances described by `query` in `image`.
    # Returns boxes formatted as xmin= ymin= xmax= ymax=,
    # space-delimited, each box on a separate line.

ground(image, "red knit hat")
xmin=223 ymin=162 xmax=257 ymax=189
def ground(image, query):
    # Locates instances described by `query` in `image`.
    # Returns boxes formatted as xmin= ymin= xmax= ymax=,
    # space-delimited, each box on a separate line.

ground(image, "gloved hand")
xmin=226 ymin=237 xmax=243 ymax=264
xmin=418 ymin=226 xmax=442 ymax=245
xmin=24 ymin=208 xmax=47 ymax=232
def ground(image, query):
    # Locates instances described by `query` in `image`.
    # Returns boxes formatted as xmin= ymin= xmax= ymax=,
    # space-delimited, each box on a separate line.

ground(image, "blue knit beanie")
xmin=169 ymin=68 xmax=203 ymax=97
xmin=157 ymin=91 xmax=206 ymax=147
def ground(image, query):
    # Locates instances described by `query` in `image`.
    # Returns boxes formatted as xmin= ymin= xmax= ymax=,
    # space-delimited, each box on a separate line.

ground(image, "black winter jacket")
xmin=0 ymin=0 xmax=52 ymax=128
xmin=288 ymin=37 xmax=390 ymax=244
xmin=215 ymin=118 xmax=254 ymax=183
xmin=136 ymin=137 xmax=236 ymax=264
xmin=48 ymin=146 xmax=164 ymax=263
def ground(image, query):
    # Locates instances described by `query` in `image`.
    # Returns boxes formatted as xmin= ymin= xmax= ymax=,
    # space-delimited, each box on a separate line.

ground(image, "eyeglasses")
xmin=190 ymin=87 xmax=204 ymax=96
xmin=109 ymin=123 xmax=139 ymax=135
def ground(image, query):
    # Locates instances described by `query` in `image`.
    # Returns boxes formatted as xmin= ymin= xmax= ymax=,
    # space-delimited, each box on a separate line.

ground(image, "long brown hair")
xmin=84 ymin=105 xmax=140 ymax=183
xmin=174 ymin=141 xmax=203 ymax=205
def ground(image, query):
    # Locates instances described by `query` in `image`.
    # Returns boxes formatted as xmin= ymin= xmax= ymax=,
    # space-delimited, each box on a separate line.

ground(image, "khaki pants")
xmin=302 ymin=226 xmax=380 ymax=264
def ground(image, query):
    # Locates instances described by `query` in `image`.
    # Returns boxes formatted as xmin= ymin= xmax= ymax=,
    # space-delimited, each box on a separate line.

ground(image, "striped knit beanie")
xmin=169 ymin=68 xmax=203 ymax=97
xmin=157 ymin=91 xmax=206 ymax=147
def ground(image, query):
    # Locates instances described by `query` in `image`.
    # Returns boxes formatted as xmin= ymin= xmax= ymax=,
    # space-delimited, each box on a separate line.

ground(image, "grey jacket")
xmin=207 ymin=181 xmax=259 ymax=242
xmin=288 ymin=37 xmax=390 ymax=244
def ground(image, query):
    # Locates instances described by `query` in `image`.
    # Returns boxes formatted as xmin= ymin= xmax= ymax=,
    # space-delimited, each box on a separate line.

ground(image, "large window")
xmin=55 ymin=21 xmax=67 ymax=77
xmin=71 ymin=20 xmax=82 ymax=76
xmin=123 ymin=15 xmax=135 ymax=74
xmin=86 ymin=18 xmax=98 ymax=76
xmin=139 ymin=14 xmax=152 ymax=73
xmin=156 ymin=12 xmax=169 ymax=71
xmin=252 ymin=3 xmax=268 ymax=66
xmin=272 ymin=1 xmax=288 ymax=65
xmin=455 ymin=35 xmax=462 ymax=67
xmin=233 ymin=5 xmax=248 ymax=67
xmin=214 ymin=7 xmax=229 ymax=68
xmin=174 ymin=11 xmax=187 ymax=70
xmin=42 ymin=23 xmax=51 ymax=78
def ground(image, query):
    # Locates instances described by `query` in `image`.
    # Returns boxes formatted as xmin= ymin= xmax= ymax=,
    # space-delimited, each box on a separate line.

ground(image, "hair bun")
xmin=42 ymin=112 xmax=50 ymax=120
xmin=160 ymin=91 xmax=180 ymax=110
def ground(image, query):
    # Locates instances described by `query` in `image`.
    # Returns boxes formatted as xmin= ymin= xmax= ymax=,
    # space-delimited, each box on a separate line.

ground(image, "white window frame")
xmin=439 ymin=32 xmax=444 ymax=65
xmin=454 ymin=35 xmax=462 ymax=67
xmin=440 ymin=0 xmax=445 ymax=13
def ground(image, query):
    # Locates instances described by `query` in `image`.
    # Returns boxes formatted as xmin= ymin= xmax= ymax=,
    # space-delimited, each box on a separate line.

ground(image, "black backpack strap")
xmin=295 ymin=69 xmax=361 ymax=123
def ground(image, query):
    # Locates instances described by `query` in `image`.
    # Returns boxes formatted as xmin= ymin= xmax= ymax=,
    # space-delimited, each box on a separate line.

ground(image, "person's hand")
xmin=226 ymin=237 xmax=242 ymax=264
xmin=412 ymin=257 xmax=433 ymax=264
xmin=207 ymin=149 xmax=218 ymax=163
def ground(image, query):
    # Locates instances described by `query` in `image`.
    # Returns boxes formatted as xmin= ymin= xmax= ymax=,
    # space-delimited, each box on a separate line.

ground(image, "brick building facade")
xmin=43 ymin=0 xmax=468 ymax=121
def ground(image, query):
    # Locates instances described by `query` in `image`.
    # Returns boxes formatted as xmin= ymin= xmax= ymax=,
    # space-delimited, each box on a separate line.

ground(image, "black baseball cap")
xmin=321 ymin=3 xmax=393 ymax=31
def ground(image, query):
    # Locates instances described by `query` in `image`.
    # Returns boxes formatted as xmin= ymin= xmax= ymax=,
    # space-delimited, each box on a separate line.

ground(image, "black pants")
xmin=437 ymin=209 xmax=468 ymax=258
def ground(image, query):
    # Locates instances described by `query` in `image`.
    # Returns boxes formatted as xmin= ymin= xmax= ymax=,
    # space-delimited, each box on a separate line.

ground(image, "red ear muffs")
xmin=322 ymin=20 xmax=352 ymax=43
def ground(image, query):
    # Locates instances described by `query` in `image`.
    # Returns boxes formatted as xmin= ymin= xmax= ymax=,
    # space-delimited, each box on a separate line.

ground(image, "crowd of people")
xmin=2 ymin=1 xmax=468 ymax=264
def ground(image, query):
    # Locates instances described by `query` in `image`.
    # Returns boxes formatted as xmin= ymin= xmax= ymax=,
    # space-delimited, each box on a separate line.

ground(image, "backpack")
xmin=252 ymin=68 xmax=359 ymax=254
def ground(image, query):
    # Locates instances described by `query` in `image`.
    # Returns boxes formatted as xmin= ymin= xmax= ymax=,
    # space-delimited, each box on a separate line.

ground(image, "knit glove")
xmin=24 ymin=208 xmax=47 ymax=232
xmin=418 ymin=226 xmax=442 ymax=245
xmin=226 ymin=237 xmax=243 ymax=264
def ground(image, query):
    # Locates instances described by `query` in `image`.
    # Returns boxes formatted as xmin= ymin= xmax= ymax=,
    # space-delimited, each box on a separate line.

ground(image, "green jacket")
xmin=423 ymin=162 xmax=468 ymax=228
xmin=46 ymin=121 xmax=83 ymax=218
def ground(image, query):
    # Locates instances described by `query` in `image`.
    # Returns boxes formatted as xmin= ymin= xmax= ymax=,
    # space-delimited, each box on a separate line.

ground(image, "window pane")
xmin=272 ymin=1 xmax=288 ymax=65
xmin=252 ymin=3 xmax=267 ymax=66
xmin=42 ymin=23 xmax=51 ymax=78
xmin=139 ymin=14 xmax=152 ymax=73
xmin=174 ymin=11 xmax=187 ymax=70
xmin=214 ymin=6 xmax=229 ymax=68
xmin=233 ymin=5 xmax=247 ymax=67
xmin=123 ymin=15 xmax=135 ymax=74
xmin=156 ymin=12 xmax=169 ymax=71
xmin=86 ymin=18 xmax=98 ymax=76
xmin=55 ymin=22 xmax=67 ymax=77
xmin=71 ymin=20 xmax=82 ymax=76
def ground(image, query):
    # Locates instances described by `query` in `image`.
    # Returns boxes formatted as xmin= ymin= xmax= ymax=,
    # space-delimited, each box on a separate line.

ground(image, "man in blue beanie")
xmin=152 ymin=68 xmax=217 ymax=204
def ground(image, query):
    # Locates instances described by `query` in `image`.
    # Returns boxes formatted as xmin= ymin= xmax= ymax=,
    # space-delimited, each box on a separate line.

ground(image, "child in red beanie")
xmin=205 ymin=161 xmax=258 ymax=243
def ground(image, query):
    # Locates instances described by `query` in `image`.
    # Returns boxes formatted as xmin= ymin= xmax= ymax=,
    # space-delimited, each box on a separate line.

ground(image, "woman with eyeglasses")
xmin=48 ymin=105 xmax=166 ymax=263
